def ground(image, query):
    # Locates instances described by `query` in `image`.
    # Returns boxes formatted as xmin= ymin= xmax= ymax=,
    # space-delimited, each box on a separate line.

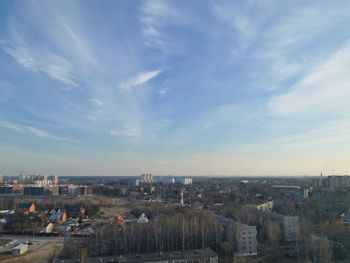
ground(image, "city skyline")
xmin=1 ymin=0 xmax=350 ymax=176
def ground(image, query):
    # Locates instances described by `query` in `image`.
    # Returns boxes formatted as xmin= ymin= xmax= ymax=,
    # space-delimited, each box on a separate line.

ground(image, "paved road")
xmin=0 ymin=234 xmax=64 ymax=243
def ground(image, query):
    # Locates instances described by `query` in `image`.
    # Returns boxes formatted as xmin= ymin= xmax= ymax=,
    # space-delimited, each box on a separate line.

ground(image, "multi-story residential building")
xmin=0 ymin=186 xmax=13 ymax=195
xmin=50 ymin=175 xmax=59 ymax=185
xmin=176 ymin=177 xmax=193 ymax=185
xmin=59 ymin=185 xmax=69 ymax=195
xmin=283 ymin=216 xmax=300 ymax=241
xmin=154 ymin=176 xmax=175 ymax=184
xmin=269 ymin=212 xmax=300 ymax=241
xmin=313 ymin=175 xmax=350 ymax=189
xmin=23 ymin=186 xmax=45 ymax=196
xmin=45 ymin=185 xmax=60 ymax=196
xmin=232 ymin=222 xmax=258 ymax=256
xmin=140 ymin=173 xmax=153 ymax=183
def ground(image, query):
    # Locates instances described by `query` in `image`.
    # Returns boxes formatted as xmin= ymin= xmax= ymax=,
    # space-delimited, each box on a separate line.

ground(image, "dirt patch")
xmin=0 ymin=242 xmax=63 ymax=263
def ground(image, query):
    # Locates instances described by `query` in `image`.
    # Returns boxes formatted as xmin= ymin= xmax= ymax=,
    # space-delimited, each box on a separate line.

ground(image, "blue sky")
xmin=1 ymin=0 xmax=350 ymax=176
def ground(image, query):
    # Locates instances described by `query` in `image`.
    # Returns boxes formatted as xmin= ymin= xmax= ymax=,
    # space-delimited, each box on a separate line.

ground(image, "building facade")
xmin=233 ymin=222 xmax=258 ymax=256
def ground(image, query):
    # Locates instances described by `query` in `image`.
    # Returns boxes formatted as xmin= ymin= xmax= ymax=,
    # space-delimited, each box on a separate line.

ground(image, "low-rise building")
xmin=116 ymin=248 xmax=218 ymax=263
xmin=18 ymin=201 xmax=35 ymax=214
xmin=341 ymin=213 xmax=350 ymax=226
xmin=256 ymin=201 xmax=274 ymax=212
xmin=49 ymin=211 xmax=67 ymax=223
xmin=12 ymin=244 xmax=28 ymax=255
xmin=67 ymin=204 xmax=85 ymax=218
xmin=137 ymin=213 xmax=149 ymax=224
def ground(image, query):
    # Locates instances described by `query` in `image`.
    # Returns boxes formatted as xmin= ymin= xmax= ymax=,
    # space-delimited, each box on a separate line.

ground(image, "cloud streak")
xmin=119 ymin=70 xmax=161 ymax=90
xmin=269 ymin=43 xmax=350 ymax=118
xmin=0 ymin=121 xmax=78 ymax=143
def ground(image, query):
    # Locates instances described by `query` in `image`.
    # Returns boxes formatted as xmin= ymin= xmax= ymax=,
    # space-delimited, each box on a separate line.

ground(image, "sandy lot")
xmin=0 ymin=242 xmax=63 ymax=263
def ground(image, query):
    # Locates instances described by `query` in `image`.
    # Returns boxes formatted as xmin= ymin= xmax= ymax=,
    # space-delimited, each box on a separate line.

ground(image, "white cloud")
xmin=269 ymin=44 xmax=350 ymax=118
xmin=158 ymin=88 xmax=167 ymax=97
xmin=139 ymin=0 xmax=187 ymax=51
xmin=88 ymin=98 xmax=103 ymax=106
xmin=0 ymin=121 xmax=78 ymax=143
xmin=109 ymin=128 xmax=142 ymax=139
xmin=119 ymin=70 xmax=161 ymax=90
xmin=2 ymin=25 xmax=78 ymax=89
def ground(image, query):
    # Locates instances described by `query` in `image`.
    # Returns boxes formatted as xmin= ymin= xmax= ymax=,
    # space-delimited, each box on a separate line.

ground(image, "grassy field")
xmin=0 ymin=239 xmax=10 ymax=246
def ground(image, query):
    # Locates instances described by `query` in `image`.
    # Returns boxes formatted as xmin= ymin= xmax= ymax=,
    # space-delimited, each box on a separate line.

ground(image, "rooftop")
xmin=117 ymin=248 xmax=217 ymax=262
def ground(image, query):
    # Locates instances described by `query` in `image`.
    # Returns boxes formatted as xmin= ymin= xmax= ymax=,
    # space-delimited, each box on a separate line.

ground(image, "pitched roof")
xmin=18 ymin=202 xmax=34 ymax=209
xmin=137 ymin=213 xmax=149 ymax=223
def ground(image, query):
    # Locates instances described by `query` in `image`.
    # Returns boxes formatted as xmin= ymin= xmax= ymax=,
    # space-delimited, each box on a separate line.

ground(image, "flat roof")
xmin=118 ymin=248 xmax=217 ymax=262
xmin=12 ymin=244 xmax=28 ymax=250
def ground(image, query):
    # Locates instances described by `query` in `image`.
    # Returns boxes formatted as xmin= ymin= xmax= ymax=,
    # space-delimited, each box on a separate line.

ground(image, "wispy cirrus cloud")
xmin=87 ymin=98 xmax=103 ymax=106
xmin=3 ymin=45 xmax=78 ymax=89
xmin=138 ymin=0 xmax=188 ymax=52
xmin=268 ymin=43 xmax=350 ymax=118
xmin=119 ymin=70 xmax=161 ymax=90
xmin=109 ymin=122 xmax=142 ymax=139
xmin=0 ymin=121 xmax=78 ymax=143
xmin=1 ymin=1 xmax=97 ymax=90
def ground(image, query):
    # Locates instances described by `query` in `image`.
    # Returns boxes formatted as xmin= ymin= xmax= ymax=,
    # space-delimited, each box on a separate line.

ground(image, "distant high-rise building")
xmin=53 ymin=175 xmax=59 ymax=185
xmin=48 ymin=175 xmax=59 ymax=185
xmin=140 ymin=173 xmax=153 ymax=183
xmin=176 ymin=177 xmax=193 ymax=185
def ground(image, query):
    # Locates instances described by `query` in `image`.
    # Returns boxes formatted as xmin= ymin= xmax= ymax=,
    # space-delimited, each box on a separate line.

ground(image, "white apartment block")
xmin=233 ymin=222 xmax=258 ymax=256
xmin=283 ymin=216 xmax=300 ymax=241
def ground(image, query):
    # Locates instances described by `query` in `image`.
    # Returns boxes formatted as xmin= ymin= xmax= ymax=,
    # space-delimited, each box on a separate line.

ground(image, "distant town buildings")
xmin=140 ymin=175 xmax=193 ymax=185
xmin=140 ymin=173 xmax=154 ymax=183
xmin=176 ymin=177 xmax=193 ymax=185
xmin=0 ymin=174 xmax=92 ymax=196
xmin=313 ymin=175 xmax=350 ymax=189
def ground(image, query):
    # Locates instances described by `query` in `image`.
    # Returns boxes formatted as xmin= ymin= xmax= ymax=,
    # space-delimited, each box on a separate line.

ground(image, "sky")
xmin=1 ymin=0 xmax=350 ymax=176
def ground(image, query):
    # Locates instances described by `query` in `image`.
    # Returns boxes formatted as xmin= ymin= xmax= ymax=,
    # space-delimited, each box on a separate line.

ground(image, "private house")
xmin=12 ymin=244 xmax=28 ymax=255
xmin=137 ymin=213 xmax=149 ymax=224
xmin=18 ymin=201 xmax=35 ymax=214
xmin=67 ymin=204 xmax=85 ymax=218
xmin=115 ymin=215 xmax=125 ymax=225
xmin=49 ymin=211 xmax=67 ymax=223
